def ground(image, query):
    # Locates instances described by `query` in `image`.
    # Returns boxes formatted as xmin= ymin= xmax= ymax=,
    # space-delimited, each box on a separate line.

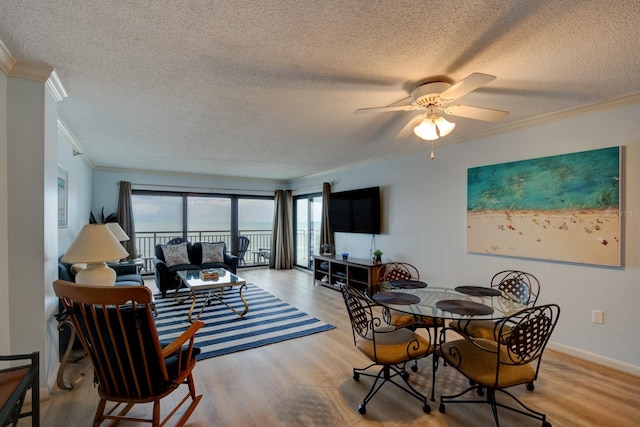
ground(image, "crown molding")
xmin=46 ymin=70 xmax=68 ymax=101
xmin=1 ymin=37 xmax=67 ymax=100
xmin=0 ymin=38 xmax=16 ymax=75
xmin=57 ymin=120 xmax=84 ymax=154
xmin=57 ymin=119 xmax=95 ymax=168
xmin=6 ymin=61 xmax=53 ymax=82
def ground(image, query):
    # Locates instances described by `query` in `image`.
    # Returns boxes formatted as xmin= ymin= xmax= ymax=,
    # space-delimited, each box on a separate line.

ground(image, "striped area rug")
xmin=153 ymin=283 xmax=335 ymax=360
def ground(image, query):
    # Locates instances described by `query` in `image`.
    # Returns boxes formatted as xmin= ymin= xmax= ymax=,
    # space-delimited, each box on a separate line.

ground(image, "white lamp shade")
xmin=435 ymin=116 xmax=456 ymax=136
xmin=61 ymin=224 xmax=129 ymax=285
xmin=414 ymin=115 xmax=456 ymax=141
xmin=413 ymin=118 xmax=439 ymax=140
xmin=106 ymin=222 xmax=130 ymax=242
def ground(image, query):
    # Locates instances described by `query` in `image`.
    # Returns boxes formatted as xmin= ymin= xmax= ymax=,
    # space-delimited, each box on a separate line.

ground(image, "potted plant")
xmin=372 ymin=249 xmax=383 ymax=264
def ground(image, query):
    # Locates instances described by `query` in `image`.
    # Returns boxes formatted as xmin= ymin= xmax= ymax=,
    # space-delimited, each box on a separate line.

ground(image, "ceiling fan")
xmin=354 ymin=73 xmax=509 ymax=143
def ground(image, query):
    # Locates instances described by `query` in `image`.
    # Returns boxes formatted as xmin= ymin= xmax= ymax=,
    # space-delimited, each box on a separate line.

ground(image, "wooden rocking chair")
xmin=53 ymin=280 xmax=203 ymax=426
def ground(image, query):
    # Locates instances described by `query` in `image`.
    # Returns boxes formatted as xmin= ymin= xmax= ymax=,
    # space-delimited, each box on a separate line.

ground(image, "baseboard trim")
xmin=548 ymin=341 xmax=640 ymax=378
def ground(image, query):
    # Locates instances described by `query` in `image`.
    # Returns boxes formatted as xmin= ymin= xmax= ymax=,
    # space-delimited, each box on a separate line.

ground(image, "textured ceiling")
xmin=1 ymin=0 xmax=640 ymax=180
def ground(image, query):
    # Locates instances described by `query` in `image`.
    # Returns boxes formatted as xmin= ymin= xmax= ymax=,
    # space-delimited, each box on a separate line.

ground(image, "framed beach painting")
xmin=58 ymin=165 xmax=68 ymax=228
xmin=467 ymin=147 xmax=621 ymax=266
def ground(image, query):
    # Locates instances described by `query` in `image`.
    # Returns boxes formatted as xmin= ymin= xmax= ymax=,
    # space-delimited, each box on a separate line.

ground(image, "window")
xmin=132 ymin=193 xmax=183 ymax=261
xmin=187 ymin=196 xmax=231 ymax=244
xmin=131 ymin=191 xmax=273 ymax=269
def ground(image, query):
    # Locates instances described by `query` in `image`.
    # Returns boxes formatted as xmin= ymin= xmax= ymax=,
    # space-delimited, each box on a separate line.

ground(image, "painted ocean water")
xmin=467 ymin=147 xmax=620 ymax=212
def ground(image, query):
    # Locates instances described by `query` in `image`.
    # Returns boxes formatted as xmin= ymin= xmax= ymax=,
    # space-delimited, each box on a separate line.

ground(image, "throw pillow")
xmin=202 ymin=242 xmax=225 ymax=264
xmin=161 ymin=242 xmax=190 ymax=267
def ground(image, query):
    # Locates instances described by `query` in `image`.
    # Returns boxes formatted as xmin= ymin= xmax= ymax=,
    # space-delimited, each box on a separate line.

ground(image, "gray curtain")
xmin=319 ymin=182 xmax=334 ymax=254
xmin=270 ymin=189 xmax=293 ymax=269
xmin=117 ymin=181 xmax=137 ymax=259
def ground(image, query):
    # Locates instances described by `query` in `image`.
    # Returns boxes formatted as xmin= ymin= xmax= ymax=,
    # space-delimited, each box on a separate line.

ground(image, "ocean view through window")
xmin=132 ymin=191 xmax=274 ymax=271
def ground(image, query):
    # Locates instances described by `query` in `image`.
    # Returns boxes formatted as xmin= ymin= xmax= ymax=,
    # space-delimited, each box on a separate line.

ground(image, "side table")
xmin=107 ymin=258 xmax=144 ymax=274
xmin=55 ymin=311 xmax=87 ymax=390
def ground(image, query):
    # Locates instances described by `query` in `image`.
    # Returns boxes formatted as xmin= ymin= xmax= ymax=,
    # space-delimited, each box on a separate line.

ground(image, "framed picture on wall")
xmin=467 ymin=146 xmax=621 ymax=266
xmin=58 ymin=165 xmax=68 ymax=228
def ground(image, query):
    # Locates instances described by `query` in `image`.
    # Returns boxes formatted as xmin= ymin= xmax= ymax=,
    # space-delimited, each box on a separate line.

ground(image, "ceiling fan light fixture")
xmin=413 ymin=113 xmax=456 ymax=141
xmin=413 ymin=118 xmax=439 ymax=140
xmin=435 ymin=116 xmax=455 ymax=137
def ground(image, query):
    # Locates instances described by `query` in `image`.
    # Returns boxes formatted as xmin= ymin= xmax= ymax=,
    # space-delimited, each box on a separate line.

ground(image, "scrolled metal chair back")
xmin=378 ymin=262 xmax=419 ymax=282
xmin=491 ymin=270 xmax=540 ymax=306
xmin=499 ymin=304 xmax=559 ymax=366
xmin=341 ymin=285 xmax=376 ymax=341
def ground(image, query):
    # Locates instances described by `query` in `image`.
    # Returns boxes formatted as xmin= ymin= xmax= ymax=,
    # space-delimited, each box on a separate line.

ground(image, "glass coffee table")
xmin=176 ymin=269 xmax=248 ymax=322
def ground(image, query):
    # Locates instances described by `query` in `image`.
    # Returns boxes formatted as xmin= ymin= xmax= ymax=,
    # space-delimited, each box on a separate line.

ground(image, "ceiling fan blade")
xmin=438 ymin=73 xmax=496 ymax=103
xmin=394 ymin=114 xmax=424 ymax=139
xmin=354 ymin=104 xmax=416 ymax=114
xmin=443 ymin=104 xmax=509 ymax=122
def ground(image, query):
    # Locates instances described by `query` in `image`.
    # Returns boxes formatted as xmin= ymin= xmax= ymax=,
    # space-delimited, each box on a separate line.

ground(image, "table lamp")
xmin=105 ymin=222 xmax=130 ymax=242
xmin=61 ymin=224 xmax=129 ymax=285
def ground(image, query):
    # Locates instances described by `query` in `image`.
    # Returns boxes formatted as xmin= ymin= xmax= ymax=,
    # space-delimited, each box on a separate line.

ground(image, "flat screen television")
xmin=329 ymin=186 xmax=381 ymax=234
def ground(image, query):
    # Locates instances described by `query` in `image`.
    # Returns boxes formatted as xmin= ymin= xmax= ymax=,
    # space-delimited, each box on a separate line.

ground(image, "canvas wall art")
xmin=58 ymin=165 xmax=68 ymax=228
xmin=467 ymin=146 xmax=621 ymax=266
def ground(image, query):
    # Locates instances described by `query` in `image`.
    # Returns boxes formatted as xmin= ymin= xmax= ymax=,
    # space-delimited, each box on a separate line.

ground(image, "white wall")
xmin=43 ymin=82 xmax=60 ymax=390
xmin=0 ymin=66 xmax=9 ymax=355
xmin=57 ymin=131 xmax=93 ymax=254
xmin=293 ymin=102 xmax=640 ymax=375
xmin=4 ymin=74 xmax=60 ymax=391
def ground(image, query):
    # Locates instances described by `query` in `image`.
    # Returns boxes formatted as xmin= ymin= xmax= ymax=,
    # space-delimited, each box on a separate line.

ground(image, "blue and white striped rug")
xmin=153 ymin=283 xmax=335 ymax=360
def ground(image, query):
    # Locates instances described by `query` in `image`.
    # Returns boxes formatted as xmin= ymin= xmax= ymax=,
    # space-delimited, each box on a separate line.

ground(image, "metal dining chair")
xmin=341 ymin=284 xmax=434 ymax=415
xmin=449 ymin=270 xmax=541 ymax=391
xmin=438 ymin=304 xmax=560 ymax=427
xmin=449 ymin=270 xmax=540 ymax=340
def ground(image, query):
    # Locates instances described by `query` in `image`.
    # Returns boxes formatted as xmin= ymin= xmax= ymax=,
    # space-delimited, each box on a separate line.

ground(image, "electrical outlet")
xmin=592 ymin=310 xmax=604 ymax=324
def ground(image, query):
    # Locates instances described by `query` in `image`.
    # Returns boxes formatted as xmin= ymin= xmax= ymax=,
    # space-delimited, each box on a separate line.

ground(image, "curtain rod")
xmin=291 ymin=181 xmax=336 ymax=193
xmin=118 ymin=181 xmax=275 ymax=194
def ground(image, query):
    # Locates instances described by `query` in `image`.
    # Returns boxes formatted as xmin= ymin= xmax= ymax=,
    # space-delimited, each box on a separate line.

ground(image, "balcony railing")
xmin=134 ymin=230 xmax=311 ymax=274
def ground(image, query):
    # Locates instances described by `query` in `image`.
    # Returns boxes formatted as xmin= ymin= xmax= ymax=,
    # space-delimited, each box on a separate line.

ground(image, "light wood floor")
xmin=31 ymin=268 xmax=640 ymax=426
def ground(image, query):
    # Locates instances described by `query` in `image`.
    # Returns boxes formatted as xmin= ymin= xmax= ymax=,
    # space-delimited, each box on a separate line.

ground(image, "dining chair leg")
xmin=487 ymin=389 xmax=500 ymax=427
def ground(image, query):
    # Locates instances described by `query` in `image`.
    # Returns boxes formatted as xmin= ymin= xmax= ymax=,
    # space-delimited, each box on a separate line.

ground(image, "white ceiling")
xmin=1 ymin=1 xmax=640 ymax=181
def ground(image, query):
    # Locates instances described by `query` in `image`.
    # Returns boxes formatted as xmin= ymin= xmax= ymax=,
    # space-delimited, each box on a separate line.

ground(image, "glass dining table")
xmin=370 ymin=279 xmax=527 ymax=400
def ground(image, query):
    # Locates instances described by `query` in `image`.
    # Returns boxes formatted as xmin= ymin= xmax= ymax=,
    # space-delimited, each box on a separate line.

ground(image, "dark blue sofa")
xmin=58 ymin=257 xmax=144 ymax=287
xmin=152 ymin=239 xmax=238 ymax=297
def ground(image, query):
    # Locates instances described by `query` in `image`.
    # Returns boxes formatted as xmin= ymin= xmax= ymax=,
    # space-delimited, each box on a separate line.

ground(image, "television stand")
xmin=312 ymin=254 xmax=380 ymax=295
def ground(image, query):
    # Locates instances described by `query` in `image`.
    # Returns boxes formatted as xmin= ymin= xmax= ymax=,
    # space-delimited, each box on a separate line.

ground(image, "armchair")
xmin=53 ymin=280 xmax=203 ymax=426
xmin=237 ymin=236 xmax=250 ymax=266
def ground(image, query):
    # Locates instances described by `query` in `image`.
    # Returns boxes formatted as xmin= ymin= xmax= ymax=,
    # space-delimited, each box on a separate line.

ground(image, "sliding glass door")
xmin=238 ymin=198 xmax=274 ymax=265
xmin=294 ymin=194 xmax=322 ymax=269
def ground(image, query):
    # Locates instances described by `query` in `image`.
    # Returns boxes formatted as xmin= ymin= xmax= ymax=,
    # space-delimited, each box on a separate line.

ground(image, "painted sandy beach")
xmin=467 ymin=209 xmax=620 ymax=266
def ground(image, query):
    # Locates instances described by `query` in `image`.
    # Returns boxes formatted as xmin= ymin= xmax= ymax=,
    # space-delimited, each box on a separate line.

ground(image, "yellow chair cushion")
xmin=449 ymin=319 xmax=511 ymax=340
xmin=439 ymin=338 xmax=535 ymax=388
xmin=356 ymin=327 xmax=434 ymax=365
xmin=392 ymin=310 xmax=442 ymax=328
